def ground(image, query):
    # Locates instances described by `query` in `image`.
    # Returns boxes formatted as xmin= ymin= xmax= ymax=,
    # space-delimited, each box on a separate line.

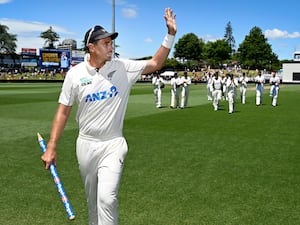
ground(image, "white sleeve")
xmin=58 ymin=71 xmax=77 ymax=106
xmin=170 ymin=78 xmax=174 ymax=85
xmin=120 ymin=59 xmax=147 ymax=84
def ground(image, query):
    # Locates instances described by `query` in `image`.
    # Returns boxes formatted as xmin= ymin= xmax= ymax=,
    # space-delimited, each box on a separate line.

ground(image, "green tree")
xmin=224 ymin=21 xmax=235 ymax=55
xmin=0 ymin=24 xmax=17 ymax=54
xmin=173 ymin=33 xmax=203 ymax=61
xmin=40 ymin=26 xmax=60 ymax=49
xmin=203 ymin=39 xmax=231 ymax=67
xmin=237 ymin=26 xmax=279 ymax=70
xmin=164 ymin=58 xmax=184 ymax=70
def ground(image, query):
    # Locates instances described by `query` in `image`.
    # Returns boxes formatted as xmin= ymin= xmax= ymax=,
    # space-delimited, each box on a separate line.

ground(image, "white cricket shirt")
xmin=59 ymin=54 xmax=146 ymax=141
xmin=212 ymin=77 xmax=222 ymax=90
xmin=270 ymin=76 xmax=280 ymax=85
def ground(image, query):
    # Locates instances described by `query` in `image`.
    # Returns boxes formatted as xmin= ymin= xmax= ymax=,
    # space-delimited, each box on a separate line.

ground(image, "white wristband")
xmin=162 ymin=34 xmax=175 ymax=49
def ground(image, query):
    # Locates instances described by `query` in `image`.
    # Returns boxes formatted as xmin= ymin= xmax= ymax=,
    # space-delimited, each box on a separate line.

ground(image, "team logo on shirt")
xmin=80 ymin=77 xmax=93 ymax=86
xmin=85 ymin=85 xmax=118 ymax=102
xmin=107 ymin=70 xmax=116 ymax=80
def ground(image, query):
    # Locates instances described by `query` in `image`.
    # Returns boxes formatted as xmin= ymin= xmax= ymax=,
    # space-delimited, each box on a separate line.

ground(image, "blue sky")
xmin=1 ymin=0 xmax=300 ymax=60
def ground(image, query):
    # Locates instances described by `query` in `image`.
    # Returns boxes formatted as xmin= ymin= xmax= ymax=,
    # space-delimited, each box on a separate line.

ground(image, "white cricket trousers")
xmin=207 ymin=84 xmax=212 ymax=100
xmin=256 ymin=85 xmax=264 ymax=106
xmin=212 ymin=90 xmax=222 ymax=111
xmin=180 ymin=86 xmax=189 ymax=108
xmin=270 ymin=85 xmax=279 ymax=106
xmin=240 ymin=86 xmax=247 ymax=104
xmin=76 ymin=136 xmax=128 ymax=225
xmin=170 ymin=88 xmax=180 ymax=108
xmin=154 ymin=88 xmax=162 ymax=107
xmin=170 ymin=89 xmax=176 ymax=108
xmin=227 ymin=91 xmax=235 ymax=113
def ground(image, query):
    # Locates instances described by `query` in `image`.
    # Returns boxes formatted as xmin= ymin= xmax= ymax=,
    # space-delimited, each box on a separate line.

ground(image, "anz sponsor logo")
xmin=85 ymin=86 xmax=118 ymax=102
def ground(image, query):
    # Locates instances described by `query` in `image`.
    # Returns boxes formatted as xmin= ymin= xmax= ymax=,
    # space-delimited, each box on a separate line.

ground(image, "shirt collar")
xmin=84 ymin=53 xmax=98 ymax=76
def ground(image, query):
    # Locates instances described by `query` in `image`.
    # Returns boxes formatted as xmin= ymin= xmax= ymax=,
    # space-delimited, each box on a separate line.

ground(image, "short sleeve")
xmin=119 ymin=59 xmax=147 ymax=84
xmin=58 ymin=72 xmax=77 ymax=106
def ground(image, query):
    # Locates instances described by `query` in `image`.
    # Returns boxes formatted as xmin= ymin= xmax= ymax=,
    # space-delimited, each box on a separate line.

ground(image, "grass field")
xmin=0 ymin=82 xmax=299 ymax=225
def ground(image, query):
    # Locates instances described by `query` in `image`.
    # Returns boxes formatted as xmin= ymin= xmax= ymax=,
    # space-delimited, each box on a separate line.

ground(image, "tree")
xmin=237 ymin=26 xmax=279 ymax=70
xmin=0 ymin=24 xmax=17 ymax=54
xmin=40 ymin=26 xmax=60 ymax=49
xmin=224 ymin=21 xmax=235 ymax=55
xmin=164 ymin=58 xmax=184 ymax=70
xmin=203 ymin=39 xmax=231 ymax=67
xmin=173 ymin=33 xmax=203 ymax=61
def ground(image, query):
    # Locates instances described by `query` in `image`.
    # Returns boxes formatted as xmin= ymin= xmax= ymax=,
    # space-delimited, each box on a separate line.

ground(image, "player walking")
xmin=211 ymin=71 xmax=222 ymax=111
xmin=152 ymin=72 xmax=165 ymax=108
xmin=254 ymin=71 xmax=265 ymax=106
xmin=226 ymin=74 xmax=238 ymax=113
xmin=180 ymin=71 xmax=191 ymax=108
xmin=221 ymin=74 xmax=227 ymax=101
xmin=269 ymin=71 xmax=280 ymax=106
xmin=41 ymin=8 xmax=177 ymax=225
xmin=239 ymin=72 xmax=249 ymax=104
xmin=170 ymin=72 xmax=181 ymax=108
xmin=206 ymin=72 xmax=213 ymax=101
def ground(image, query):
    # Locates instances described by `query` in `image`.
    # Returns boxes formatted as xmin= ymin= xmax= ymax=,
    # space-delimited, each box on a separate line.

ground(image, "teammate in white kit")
xmin=239 ymin=72 xmax=249 ymax=104
xmin=254 ymin=71 xmax=265 ymax=106
xmin=41 ymin=8 xmax=177 ymax=225
xmin=206 ymin=72 xmax=213 ymax=101
xmin=269 ymin=71 xmax=280 ymax=106
xmin=152 ymin=72 xmax=165 ymax=108
xmin=211 ymin=71 xmax=222 ymax=111
xmin=170 ymin=72 xmax=181 ymax=108
xmin=180 ymin=71 xmax=191 ymax=108
xmin=226 ymin=74 xmax=238 ymax=113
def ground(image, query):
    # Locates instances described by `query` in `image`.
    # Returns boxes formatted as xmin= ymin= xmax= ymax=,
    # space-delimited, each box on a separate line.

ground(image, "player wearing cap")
xmin=41 ymin=8 xmax=177 ymax=225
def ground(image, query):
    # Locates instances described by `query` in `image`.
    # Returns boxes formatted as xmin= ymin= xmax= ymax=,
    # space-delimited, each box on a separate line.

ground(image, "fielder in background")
xmin=226 ymin=74 xmax=238 ymax=114
xmin=269 ymin=71 xmax=280 ymax=107
xmin=170 ymin=72 xmax=181 ymax=108
xmin=152 ymin=72 xmax=165 ymax=108
xmin=206 ymin=71 xmax=213 ymax=101
xmin=254 ymin=70 xmax=265 ymax=106
xmin=180 ymin=71 xmax=191 ymax=108
xmin=41 ymin=7 xmax=176 ymax=225
xmin=239 ymin=72 xmax=249 ymax=104
xmin=221 ymin=74 xmax=228 ymax=101
xmin=211 ymin=71 xmax=222 ymax=111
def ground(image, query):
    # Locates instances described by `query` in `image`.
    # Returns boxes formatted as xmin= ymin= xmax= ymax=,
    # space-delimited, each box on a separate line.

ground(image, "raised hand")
xmin=164 ymin=8 xmax=177 ymax=35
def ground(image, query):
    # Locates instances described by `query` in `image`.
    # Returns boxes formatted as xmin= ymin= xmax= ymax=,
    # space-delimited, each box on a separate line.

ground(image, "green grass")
xmin=0 ymin=82 xmax=299 ymax=225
